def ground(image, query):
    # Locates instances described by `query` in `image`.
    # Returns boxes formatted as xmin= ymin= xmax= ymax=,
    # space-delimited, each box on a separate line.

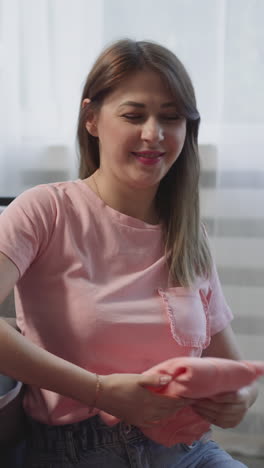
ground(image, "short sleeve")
xmin=0 ymin=185 xmax=57 ymax=277
xmin=206 ymin=261 xmax=234 ymax=336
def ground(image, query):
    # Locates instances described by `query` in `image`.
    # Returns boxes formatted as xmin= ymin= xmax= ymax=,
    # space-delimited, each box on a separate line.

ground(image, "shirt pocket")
xmin=158 ymin=287 xmax=210 ymax=350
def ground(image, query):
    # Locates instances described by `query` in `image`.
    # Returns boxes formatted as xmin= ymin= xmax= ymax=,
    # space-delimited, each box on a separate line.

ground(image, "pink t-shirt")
xmin=0 ymin=180 xmax=233 ymax=425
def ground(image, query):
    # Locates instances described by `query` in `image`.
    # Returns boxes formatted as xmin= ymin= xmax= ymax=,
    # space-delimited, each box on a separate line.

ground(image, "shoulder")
xmin=4 ymin=180 xmax=81 ymax=217
xmin=0 ymin=180 xmax=85 ymax=242
xmin=16 ymin=179 xmax=79 ymax=204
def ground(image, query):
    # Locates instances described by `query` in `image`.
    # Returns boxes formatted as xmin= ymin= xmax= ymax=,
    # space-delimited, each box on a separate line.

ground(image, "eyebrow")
xmin=118 ymin=101 xmax=178 ymax=109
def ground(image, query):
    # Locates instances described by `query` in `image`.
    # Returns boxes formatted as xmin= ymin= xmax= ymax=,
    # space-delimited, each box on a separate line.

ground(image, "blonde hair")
xmin=76 ymin=39 xmax=212 ymax=286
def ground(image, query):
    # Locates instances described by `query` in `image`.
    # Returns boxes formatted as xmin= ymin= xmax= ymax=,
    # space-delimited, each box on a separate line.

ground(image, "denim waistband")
xmin=23 ymin=416 xmax=245 ymax=468
xmin=28 ymin=414 xmax=147 ymax=453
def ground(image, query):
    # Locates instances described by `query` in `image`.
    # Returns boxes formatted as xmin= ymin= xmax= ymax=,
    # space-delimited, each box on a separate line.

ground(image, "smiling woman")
xmin=0 ymin=39 xmax=253 ymax=467
xmin=78 ymin=39 xmax=209 ymax=288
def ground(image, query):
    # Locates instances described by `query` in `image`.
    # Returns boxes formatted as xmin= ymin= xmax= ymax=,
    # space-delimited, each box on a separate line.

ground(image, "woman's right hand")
xmin=97 ymin=373 xmax=194 ymax=428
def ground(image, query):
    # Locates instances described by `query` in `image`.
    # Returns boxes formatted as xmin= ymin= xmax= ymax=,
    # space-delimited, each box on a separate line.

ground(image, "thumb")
xmin=139 ymin=373 xmax=173 ymax=388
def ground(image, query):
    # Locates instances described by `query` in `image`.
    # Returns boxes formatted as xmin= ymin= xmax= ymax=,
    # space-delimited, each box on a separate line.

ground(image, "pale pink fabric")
xmin=0 ymin=181 xmax=233 ymax=425
xmin=100 ymin=357 xmax=264 ymax=447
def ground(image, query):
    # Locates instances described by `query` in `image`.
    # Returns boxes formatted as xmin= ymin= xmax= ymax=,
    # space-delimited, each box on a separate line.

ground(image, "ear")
xmin=82 ymin=98 xmax=98 ymax=137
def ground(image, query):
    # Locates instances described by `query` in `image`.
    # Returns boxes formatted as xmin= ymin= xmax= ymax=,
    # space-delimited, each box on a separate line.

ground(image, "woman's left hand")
xmin=192 ymin=385 xmax=255 ymax=429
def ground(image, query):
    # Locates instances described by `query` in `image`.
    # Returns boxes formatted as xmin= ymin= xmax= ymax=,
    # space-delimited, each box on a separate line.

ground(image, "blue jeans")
xmin=16 ymin=414 xmax=247 ymax=467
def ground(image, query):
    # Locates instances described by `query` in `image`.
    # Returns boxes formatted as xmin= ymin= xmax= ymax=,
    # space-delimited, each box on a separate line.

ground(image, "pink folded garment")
xmin=100 ymin=357 xmax=264 ymax=447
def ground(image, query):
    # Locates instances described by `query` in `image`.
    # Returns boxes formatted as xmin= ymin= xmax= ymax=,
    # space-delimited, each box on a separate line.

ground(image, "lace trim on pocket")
xmin=158 ymin=287 xmax=210 ymax=349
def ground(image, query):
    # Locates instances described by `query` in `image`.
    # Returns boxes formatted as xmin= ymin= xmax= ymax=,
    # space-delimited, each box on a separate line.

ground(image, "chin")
xmin=128 ymin=177 xmax=162 ymax=191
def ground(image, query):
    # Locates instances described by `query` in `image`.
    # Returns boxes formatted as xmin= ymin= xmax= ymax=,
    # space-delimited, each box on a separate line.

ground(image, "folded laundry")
xmin=100 ymin=357 xmax=264 ymax=447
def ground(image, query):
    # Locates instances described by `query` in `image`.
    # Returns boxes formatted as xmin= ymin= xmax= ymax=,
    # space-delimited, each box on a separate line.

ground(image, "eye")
xmin=122 ymin=114 xmax=143 ymax=120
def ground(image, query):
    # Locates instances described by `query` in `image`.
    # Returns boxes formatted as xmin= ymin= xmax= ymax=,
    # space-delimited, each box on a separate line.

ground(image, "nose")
xmin=141 ymin=118 xmax=164 ymax=144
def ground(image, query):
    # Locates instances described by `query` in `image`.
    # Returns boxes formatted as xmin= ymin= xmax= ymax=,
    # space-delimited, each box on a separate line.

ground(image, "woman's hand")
xmin=96 ymin=373 xmax=194 ymax=428
xmin=192 ymin=383 xmax=257 ymax=429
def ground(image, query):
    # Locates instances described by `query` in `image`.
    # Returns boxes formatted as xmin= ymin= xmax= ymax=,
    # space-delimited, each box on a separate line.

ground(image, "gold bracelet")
xmin=90 ymin=373 xmax=102 ymax=411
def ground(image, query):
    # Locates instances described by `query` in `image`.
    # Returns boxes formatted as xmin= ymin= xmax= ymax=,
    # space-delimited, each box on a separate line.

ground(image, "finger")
xmin=193 ymin=407 xmax=218 ymax=421
xmin=209 ymin=390 xmax=246 ymax=404
xmin=193 ymin=406 xmax=245 ymax=427
xmin=140 ymin=373 xmax=172 ymax=388
xmin=193 ymin=396 xmax=246 ymax=409
xmin=192 ymin=400 xmax=224 ymax=411
xmin=195 ymin=395 xmax=236 ymax=405
xmin=193 ymin=401 xmax=245 ymax=415
xmin=193 ymin=408 xmax=229 ymax=426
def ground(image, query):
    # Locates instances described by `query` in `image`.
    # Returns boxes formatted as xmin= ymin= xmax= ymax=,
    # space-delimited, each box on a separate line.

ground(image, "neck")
xmin=89 ymin=170 xmax=160 ymax=225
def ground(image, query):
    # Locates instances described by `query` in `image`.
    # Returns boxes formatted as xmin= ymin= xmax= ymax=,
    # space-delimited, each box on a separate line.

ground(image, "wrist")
xmin=89 ymin=373 xmax=103 ymax=411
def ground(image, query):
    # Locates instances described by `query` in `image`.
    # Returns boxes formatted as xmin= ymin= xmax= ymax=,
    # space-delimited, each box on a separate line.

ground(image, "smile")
xmin=132 ymin=151 xmax=165 ymax=159
xmin=131 ymin=151 xmax=165 ymax=166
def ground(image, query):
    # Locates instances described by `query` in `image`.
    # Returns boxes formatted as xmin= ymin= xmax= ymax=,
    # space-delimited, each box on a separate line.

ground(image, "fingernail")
xmin=159 ymin=375 xmax=172 ymax=385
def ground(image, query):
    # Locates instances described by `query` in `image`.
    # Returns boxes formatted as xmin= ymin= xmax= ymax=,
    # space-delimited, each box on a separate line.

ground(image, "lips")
xmin=132 ymin=151 xmax=165 ymax=159
xmin=131 ymin=151 xmax=165 ymax=166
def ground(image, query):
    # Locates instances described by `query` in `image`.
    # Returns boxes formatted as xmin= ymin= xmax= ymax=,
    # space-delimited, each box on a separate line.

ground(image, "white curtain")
xmin=0 ymin=0 xmax=263 ymax=457
xmin=0 ymin=0 xmax=104 ymax=196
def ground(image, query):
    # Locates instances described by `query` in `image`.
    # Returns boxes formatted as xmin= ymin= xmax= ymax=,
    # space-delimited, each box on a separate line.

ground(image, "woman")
xmin=0 ymin=39 xmax=256 ymax=467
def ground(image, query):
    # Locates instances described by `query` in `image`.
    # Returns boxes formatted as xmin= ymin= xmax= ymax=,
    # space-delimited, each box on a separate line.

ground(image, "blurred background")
xmin=0 ymin=0 xmax=263 ymax=461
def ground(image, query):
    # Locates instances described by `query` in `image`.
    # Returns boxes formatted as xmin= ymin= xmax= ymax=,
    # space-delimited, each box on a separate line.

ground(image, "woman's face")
xmin=86 ymin=69 xmax=187 ymax=190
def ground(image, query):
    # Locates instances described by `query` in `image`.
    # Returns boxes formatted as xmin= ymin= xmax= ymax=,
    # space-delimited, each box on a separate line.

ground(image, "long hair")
xmin=76 ymin=39 xmax=212 ymax=286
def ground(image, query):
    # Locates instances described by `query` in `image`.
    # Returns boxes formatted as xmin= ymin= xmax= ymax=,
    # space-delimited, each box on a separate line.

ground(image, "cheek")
xmin=98 ymin=121 xmax=136 ymax=149
xmin=167 ymin=129 xmax=186 ymax=154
